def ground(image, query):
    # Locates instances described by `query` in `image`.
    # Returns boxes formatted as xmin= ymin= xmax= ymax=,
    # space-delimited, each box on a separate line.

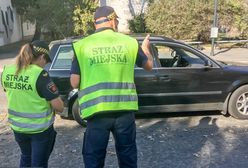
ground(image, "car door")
xmin=134 ymin=43 xmax=162 ymax=110
xmin=46 ymin=44 xmax=73 ymax=95
xmin=150 ymin=41 xmax=229 ymax=112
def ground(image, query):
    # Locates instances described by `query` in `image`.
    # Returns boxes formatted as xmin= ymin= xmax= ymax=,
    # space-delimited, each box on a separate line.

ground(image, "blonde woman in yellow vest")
xmin=1 ymin=40 xmax=64 ymax=168
xmin=71 ymin=6 xmax=153 ymax=168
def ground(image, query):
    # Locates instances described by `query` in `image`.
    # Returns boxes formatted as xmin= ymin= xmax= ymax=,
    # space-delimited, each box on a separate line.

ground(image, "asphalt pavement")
xmin=203 ymin=47 xmax=248 ymax=65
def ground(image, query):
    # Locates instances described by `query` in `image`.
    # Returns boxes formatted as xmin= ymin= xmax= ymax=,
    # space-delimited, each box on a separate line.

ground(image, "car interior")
xmin=150 ymin=44 xmax=206 ymax=68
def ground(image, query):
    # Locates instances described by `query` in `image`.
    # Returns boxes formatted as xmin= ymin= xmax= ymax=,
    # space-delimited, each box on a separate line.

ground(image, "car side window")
xmin=154 ymin=44 xmax=206 ymax=68
xmin=136 ymin=43 xmax=157 ymax=68
xmin=181 ymin=50 xmax=206 ymax=67
xmin=152 ymin=44 xmax=181 ymax=67
xmin=51 ymin=45 xmax=74 ymax=70
xmin=153 ymin=45 xmax=175 ymax=67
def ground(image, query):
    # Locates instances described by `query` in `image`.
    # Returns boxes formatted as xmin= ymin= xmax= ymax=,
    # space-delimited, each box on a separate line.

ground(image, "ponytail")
xmin=15 ymin=44 xmax=34 ymax=74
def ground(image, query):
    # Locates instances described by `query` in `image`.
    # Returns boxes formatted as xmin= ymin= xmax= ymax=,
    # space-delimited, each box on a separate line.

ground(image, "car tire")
xmin=72 ymin=99 xmax=87 ymax=127
xmin=228 ymin=85 xmax=248 ymax=119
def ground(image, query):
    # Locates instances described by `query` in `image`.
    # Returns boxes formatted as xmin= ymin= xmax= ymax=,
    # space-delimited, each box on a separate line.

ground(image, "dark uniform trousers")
xmin=83 ymin=111 xmax=137 ymax=168
xmin=13 ymin=125 xmax=57 ymax=168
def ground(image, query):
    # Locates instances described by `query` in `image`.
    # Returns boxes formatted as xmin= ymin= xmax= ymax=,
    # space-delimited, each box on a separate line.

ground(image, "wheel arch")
xmin=223 ymin=81 xmax=248 ymax=115
xmin=68 ymin=89 xmax=78 ymax=115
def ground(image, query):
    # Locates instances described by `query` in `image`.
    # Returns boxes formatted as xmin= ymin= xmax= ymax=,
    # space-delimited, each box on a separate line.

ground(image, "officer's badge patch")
xmin=47 ymin=82 xmax=58 ymax=94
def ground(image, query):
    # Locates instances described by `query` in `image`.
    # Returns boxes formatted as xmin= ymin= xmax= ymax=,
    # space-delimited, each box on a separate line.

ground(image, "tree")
xmin=145 ymin=0 xmax=214 ymax=41
xmin=128 ymin=14 xmax=148 ymax=33
xmin=219 ymin=0 xmax=248 ymax=38
xmin=145 ymin=0 xmax=248 ymax=41
xmin=11 ymin=0 xmax=98 ymax=41
xmin=11 ymin=0 xmax=40 ymax=40
xmin=72 ymin=0 xmax=98 ymax=36
xmin=11 ymin=0 xmax=37 ymax=15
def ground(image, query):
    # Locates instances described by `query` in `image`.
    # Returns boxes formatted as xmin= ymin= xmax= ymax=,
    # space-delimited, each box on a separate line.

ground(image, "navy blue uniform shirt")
xmin=36 ymin=70 xmax=59 ymax=101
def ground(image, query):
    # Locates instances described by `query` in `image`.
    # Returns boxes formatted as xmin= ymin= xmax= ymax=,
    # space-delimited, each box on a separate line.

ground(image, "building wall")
xmin=0 ymin=0 xmax=35 ymax=46
xmin=22 ymin=20 xmax=35 ymax=38
xmin=100 ymin=0 xmax=148 ymax=33
xmin=0 ymin=0 xmax=20 ymax=46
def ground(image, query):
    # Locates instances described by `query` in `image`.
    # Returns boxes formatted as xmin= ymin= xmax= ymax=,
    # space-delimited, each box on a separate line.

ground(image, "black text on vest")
xmin=90 ymin=45 xmax=128 ymax=66
xmin=4 ymin=74 xmax=33 ymax=91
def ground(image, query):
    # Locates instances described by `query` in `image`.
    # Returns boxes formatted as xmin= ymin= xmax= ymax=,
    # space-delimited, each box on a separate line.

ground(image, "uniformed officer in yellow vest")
xmin=1 ymin=40 xmax=64 ymax=168
xmin=70 ymin=6 xmax=153 ymax=168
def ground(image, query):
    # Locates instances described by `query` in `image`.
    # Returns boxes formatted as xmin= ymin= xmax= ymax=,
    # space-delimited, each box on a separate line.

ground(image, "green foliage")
xmin=237 ymin=14 xmax=248 ymax=38
xmin=11 ymin=0 xmax=38 ymax=15
xmin=72 ymin=0 xmax=98 ymax=35
xmin=145 ymin=0 xmax=213 ymax=41
xmin=128 ymin=14 xmax=148 ymax=33
xmin=12 ymin=0 xmax=99 ymax=40
xmin=219 ymin=0 xmax=242 ymax=32
xmin=219 ymin=0 xmax=248 ymax=38
xmin=145 ymin=0 xmax=248 ymax=41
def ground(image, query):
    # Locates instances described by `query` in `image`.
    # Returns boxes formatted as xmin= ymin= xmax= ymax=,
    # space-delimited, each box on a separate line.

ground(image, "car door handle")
xmin=137 ymin=76 xmax=158 ymax=82
xmin=149 ymin=77 xmax=158 ymax=82
xmin=158 ymin=75 xmax=170 ymax=81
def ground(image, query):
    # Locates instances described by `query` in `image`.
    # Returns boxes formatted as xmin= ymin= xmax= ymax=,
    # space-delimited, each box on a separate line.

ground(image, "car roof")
xmin=49 ymin=36 xmax=83 ymax=48
xmin=132 ymin=34 xmax=175 ymax=42
xmin=133 ymin=35 xmax=187 ymax=47
xmin=49 ymin=34 xmax=185 ymax=48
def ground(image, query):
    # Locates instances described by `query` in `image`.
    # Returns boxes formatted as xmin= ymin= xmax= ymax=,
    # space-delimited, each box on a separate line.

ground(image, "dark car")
xmin=45 ymin=35 xmax=248 ymax=125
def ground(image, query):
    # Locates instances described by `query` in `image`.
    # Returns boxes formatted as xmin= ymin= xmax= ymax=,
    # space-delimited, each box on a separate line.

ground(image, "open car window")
xmin=152 ymin=43 xmax=206 ymax=68
xmin=135 ymin=43 xmax=158 ymax=68
xmin=51 ymin=45 xmax=73 ymax=70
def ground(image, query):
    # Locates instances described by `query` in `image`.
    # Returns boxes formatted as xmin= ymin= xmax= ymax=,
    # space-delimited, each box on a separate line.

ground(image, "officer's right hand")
xmin=141 ymin=34 xmax=153 ymax=71
xmin=141 ymin=34 xmax=150 ymax=54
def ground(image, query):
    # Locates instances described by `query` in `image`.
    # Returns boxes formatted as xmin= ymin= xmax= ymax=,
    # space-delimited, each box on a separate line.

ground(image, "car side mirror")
xmin=171 ymin=50 xmax=176 ymax=58
xmin=204 ymin=60 xmax=213 ymax=68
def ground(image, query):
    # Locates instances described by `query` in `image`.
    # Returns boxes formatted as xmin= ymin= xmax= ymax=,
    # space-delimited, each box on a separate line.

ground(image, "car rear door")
xmin=46 ymin=44 xmax=73 ymax=95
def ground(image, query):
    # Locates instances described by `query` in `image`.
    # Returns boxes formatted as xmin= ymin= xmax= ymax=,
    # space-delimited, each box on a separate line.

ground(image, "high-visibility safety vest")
xmin=1 ymin=64 xmax=54 ymax=133
xmin=73 ymin=29 xmax=139 ymax=119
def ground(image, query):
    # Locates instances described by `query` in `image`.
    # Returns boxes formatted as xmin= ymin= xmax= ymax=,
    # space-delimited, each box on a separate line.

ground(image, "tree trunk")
xmin=20 ymin=15 xmax=24 ymax=40
xmin=32 ymin=24 xmax=41 ymax=41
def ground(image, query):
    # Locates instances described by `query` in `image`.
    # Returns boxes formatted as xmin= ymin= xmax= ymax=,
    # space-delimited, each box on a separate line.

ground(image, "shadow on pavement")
xmin=1 ymin=114 xmax=248 ymax=168
xmin=214 ymin=47 xmax=233 ymax=56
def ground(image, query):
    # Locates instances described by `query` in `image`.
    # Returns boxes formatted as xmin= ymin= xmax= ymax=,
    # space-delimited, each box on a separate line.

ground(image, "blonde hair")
xmin=15 ymin=44 xmax=34 ymax=74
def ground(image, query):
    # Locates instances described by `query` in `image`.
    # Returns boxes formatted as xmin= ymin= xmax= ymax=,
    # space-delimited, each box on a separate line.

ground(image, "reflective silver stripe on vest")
xmin=80 ymin=95 xmax=138 ymax=109
xmin=78 ymin=82 xmax=136 ymax=98
xmin=8 ymin=116 xmax=55 ymax=129
xmin=8 ymin=109 xmax=52 ymax=118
